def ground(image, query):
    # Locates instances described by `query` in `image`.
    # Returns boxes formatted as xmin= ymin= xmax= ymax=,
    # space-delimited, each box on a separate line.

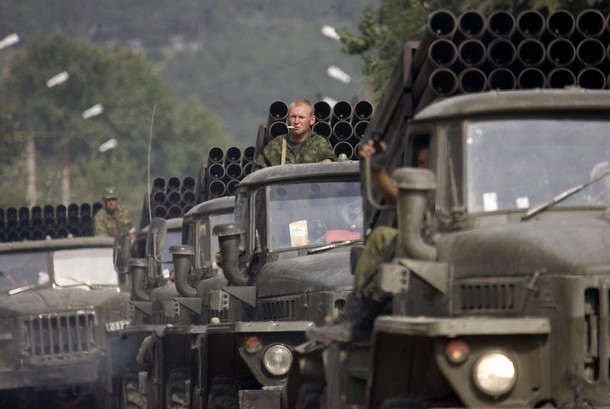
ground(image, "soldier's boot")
xmin=307 ymin=295 xmax=386 ymax=343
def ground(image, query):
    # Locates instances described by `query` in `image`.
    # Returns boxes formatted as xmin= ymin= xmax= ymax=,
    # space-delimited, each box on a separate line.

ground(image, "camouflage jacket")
xmin=254 ymin=130 xmax=337 ymax=168
xmin=94 ymin=205 xmax=133 ymax=237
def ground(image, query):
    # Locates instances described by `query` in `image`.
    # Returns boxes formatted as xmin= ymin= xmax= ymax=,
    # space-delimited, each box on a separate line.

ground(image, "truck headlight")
xmin=262 ymin=344 xmax=293 ymax=376
xmin=473 ymin=351 xmax=516 ymax=397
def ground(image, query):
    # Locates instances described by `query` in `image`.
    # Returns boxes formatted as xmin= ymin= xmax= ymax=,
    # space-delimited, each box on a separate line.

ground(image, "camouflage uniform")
xmin=94 ymin=205 xmax=133 ymax=237
xmin=353 ymin=226 xmax=398 ymax=298
xmin=254 ymin=130 xmax=337 ymax=168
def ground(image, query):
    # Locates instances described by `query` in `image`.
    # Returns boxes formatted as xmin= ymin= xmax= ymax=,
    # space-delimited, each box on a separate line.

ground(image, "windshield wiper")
xmin=307 ymin=239 xmax=362 ymax=255
xmin=522 ymin=169 xmax=610 ymax=221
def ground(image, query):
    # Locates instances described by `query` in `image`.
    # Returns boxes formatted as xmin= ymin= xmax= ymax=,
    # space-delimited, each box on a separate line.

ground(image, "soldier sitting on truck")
xmin=254 ymin=99 xmax=337 ymax=168
xmin=309 ymin=138 xmax=430 ymax=342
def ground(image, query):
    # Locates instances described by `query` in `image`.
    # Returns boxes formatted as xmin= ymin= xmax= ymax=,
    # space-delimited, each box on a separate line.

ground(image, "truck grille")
xmin=22 ymin=311 xmax=97 ymax=358
xmin=457 ymin=282 xmax=519 ymax=312
xmin=259 ymin=299 xmax=297 ymax=320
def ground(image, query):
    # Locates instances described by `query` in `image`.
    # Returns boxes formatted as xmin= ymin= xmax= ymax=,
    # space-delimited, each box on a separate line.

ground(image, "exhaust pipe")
xmin=393 ymin=168 xmax=437 ymax=260
xmin=171 ymin=245 xmax=196 ymax=297
xmin=214 ymin=223 xmax=248 ymax=286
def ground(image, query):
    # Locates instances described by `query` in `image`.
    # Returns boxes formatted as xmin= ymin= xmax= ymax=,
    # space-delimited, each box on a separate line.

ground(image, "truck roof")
xmin=415 ymin=88 xmax=610 ymax=122
xmin=185 ymin=196 xmax=235 ymax=218
xmin=0 ymin=236 xmax=115 ymax=253
xmin=239 ymin=161 xmax=360 ymax=188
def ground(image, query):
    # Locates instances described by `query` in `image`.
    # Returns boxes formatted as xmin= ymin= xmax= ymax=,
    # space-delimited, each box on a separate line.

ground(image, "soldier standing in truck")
xmin=94 ymin=186 xmax=136 ymax=241
xmin=254 ymin=98 xmax=337 ymax=168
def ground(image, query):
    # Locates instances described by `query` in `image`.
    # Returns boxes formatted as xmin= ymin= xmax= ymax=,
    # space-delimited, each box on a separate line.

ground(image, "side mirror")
xmin=113 ymin=234 xmax=131 ymax=275
xmin=146 ymin=218 xmax=167 ymax=263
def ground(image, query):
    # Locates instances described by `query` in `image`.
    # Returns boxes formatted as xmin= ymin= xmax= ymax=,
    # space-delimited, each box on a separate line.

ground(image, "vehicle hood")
xmin=0 ymin=287 xmax=128 ymax=316
xmin=438 ymin=218 xmax=610 ymax=278
xmin=256 ymin=249 xmax=353 ymax=297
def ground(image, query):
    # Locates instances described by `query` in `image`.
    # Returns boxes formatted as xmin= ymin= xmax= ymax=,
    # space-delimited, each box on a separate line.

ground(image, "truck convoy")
xmin=284 ymin=7 xmax=610 ymax=409
xmin=99 ymin=99 xmax=369 ymax=409
xmin=0 ymin=212 xmax=129 ymax=408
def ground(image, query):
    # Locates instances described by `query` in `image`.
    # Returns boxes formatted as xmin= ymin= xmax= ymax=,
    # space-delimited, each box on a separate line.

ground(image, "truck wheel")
xmin=207 ymin=375 xmax=259 ymax=409
xmin=294 ymin=382 xmax=325 ymax=409
xmin=165 ymin=368 xmax=190 ymax=409
xmin=122 ymin=373 xmax=147 ymax=409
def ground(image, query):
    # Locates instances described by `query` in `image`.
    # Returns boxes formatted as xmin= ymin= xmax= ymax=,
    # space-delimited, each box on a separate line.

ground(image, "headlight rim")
xmin=261 ymin=343 xmax=293 ymax=377
xmin=472 ymin=349 xmax=517 ymax=398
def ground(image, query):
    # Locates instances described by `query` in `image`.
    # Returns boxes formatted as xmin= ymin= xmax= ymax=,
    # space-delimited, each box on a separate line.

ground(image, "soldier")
xmin=309 ymin=139 xmax=430 ymax=342
xmin=94 ymin=186 xmax=135 ymax=240
xmin=254 ymin=99 xmax=337 ymax=168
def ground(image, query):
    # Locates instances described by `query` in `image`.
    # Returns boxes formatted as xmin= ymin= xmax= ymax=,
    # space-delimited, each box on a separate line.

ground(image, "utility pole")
xmin=25 ymin=130 xmax=37 ymax=207
xmin=61 ymin=147 xmax=70 ymax=206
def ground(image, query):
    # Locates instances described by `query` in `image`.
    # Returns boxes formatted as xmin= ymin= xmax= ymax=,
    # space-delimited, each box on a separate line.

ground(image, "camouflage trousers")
xmin=353 ymin=226 xmax=398 ymax=299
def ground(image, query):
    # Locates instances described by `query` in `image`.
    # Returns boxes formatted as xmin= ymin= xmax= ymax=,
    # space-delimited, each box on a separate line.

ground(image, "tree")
xmin=339 ymin=0 xmax=610 ymax=99
xmin=0 ymin=33 xmax=233 ymax=214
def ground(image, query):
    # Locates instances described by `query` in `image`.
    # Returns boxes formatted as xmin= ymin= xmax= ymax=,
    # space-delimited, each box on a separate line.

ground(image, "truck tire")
xmin=207 ymin=375 xmax=259 ymax=409
xmin=165 ymin=368 xmax=190 ymax=409
xmin=294 ymin=382 xmax=325 ymax=409
xmin=122 ymin=373 xmax=147 ymax=409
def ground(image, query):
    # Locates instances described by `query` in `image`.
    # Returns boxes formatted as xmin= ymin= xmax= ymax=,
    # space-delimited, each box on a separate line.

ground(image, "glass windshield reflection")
xmin=0 ymin=252 xmax=49 ymax=292
xmin=465 ymin=119 xmax=610 ymax=213
xmin=54 ymin=247 xmax=117 ymax=286
xmin=266 ymin=181 xmax=362 ymax=251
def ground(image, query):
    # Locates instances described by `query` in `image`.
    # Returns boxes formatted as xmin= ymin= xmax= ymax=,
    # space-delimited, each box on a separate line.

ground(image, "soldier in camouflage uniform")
xmin=255 ymin=99 xmax=337 ymax=168
xmin=94 ymin=187 xmax=135 ymax=238
xmin=309 ymin=139 xmax=430 ymax=342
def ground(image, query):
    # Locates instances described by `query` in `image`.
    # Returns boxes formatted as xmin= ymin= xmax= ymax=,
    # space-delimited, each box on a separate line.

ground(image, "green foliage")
xmin=0 ymin=33 xmax=232 ymax=216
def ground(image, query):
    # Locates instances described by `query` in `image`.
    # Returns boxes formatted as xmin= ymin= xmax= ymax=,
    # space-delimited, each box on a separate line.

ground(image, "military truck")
xmin=156 ymin=160 xmax=364 ymax=409
xmin=285 ymin=8 xmax=610 ymax=409
xmin=0 ymin=235 xmax=130 ymax=408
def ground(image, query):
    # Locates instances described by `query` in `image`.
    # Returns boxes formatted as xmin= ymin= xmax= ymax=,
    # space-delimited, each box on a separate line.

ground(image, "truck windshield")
xmin=266 ymin=180 xmax=362 ymax=251
xmin=54 ymin=247 xmax=117 ymax=286
xmin=465 ymin=118 xmax=610 ymax=213
xmin=0 ymin=252 xmax=49 ymax=292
